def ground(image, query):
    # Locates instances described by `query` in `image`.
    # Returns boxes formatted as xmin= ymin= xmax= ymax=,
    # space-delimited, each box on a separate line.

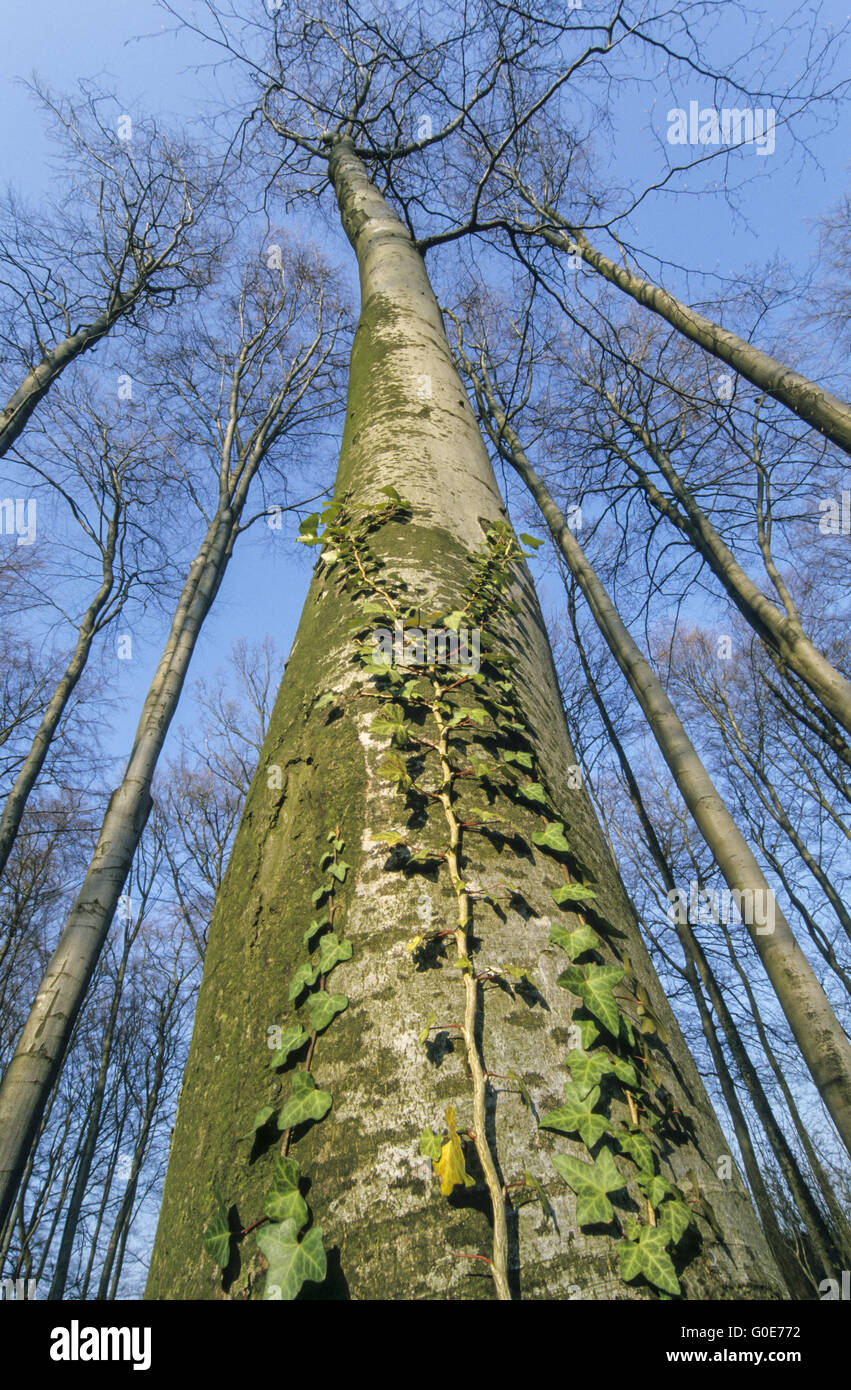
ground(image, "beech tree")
xmin=141 ymin=0 xmax=814 ymax=1301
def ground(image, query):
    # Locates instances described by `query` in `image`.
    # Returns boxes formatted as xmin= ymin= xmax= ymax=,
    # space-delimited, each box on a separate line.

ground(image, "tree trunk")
xmin=535 ymin=218 xmax=851 ymax=458
xmin=0 ymin=507 xmax=239 ymax=1231
xmin=147 ymin=138 xmax=782 ymax=1302
xmin=472 ymin=407 xmax=851 ymax=1157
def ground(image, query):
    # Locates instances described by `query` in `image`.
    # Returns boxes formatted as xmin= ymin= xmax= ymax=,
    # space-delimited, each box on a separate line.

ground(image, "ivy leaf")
xmin=558 ymin=963 xmax=625 ymax=1036
xmin=419 ymin=1010 xmax=437 ymax=1044
xmin=378 ymin=484 xmax=402 ymax=502
xmin=258 ymin=1220 xmax=326 ymax=1301
xmin=551 ymin=1146 xmax=623 ymax=1226
xmin=317 ymin=932 xmax=353 ymax=975
xmin=532 ymin=821 xmax=571 ymax=855
xmin=306 ymin=990 xmax=348 ymax=1033
xmin=203 ymin=1185 xmax=231 ymax=1269
xmin=296 ymin=513 xmax=321 ymax=546
xmin=564 ymin=1048 xmax=613 ymax=1090
xmin=540 ymin=1081 xmax=609 ymax=1149
xmin=610 ymin=1054 xmax=640 ymax=1088
xmin=571 ymin=1017 xmax=601 ymax=1050
xmin=311 ymin=884 xmax=331 ymax=907
xmin=443 ymin=610 xmax=467 ymax=631
xmin=377 ymin=754 xmax=411 ymax=788
xmin=288 ymin=960 xmax=320 ymax=1002
xmin=638 ymin=1172 xmax=674 ymax=1207
xmin=504 ymin=749 xmax=534 ymax=770
xmin=637 ymin=1000 xmax=670 ymax=1044
xmin=251 ymin=1105 xmax=276 ymax=1132
xmin=370 ymin=829 xmax=406 ymax=847
xmin=617 ymin=1226 xmax=681 ymax=1296
xmin=433 ymin=1106 xmax=476 ymax=1196
xmin=303 ymin=917 xmax=331 ymax=947
xmin=502 ymin=962 xmax=536 ymax=986
xmin=264 ymin=1158 xmax=309 ymax=1228
xmin=551 ymin=881 xmax=598 ymax=907
xmin=658 ymin=1198 xmax=693 ymax=1245
xmin=519 ymin=532 xmax=544 ymax=549
xmin=618 ymin=1129 xmax=655 ymax=1175
xmin=277 ymin=1071 xmax=332 ymax=1129
xmin=314 ymin=691 xmax=336 ymax=711
xmin=419 ymin=1126 xmax=443 ymax=1161
xmin=517 ymin=780 xmax=548 ymax=806
xmin=328 ymin=859 xmax=350 ymax=883
xmin=550 ymin=922 xmax=600 ymax=960
xmin=269 ymin=1026 xmax=309 ymax=1069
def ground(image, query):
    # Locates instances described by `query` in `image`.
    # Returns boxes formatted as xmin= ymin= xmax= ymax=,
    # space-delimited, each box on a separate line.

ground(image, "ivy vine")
xmin=203 ymin=488 xmax=712 ymax=1301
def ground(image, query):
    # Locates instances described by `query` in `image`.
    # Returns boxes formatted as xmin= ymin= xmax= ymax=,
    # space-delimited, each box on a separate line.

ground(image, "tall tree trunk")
xmin=467 ymin=400 xmax=851 ymax=1157
xmin=0 ymin=507 xmax=239 ymax=1231
xmin=147 ymin=138 xmax=782 ymax=1302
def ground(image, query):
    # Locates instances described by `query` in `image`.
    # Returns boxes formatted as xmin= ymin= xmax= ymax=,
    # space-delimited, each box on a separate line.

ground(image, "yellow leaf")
xmin=433 ymin=1106 xmax=475 ymax=1196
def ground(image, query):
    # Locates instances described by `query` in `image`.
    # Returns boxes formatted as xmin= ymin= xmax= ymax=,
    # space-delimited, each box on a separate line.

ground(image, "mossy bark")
xmin=147 ymin=139 xmax=783 ymax=1301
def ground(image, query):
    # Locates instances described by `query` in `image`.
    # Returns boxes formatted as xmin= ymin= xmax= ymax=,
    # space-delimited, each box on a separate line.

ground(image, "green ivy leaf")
xmin=317 ymin=932 xmax=353 ymax=974
xmin=540 ymin=1081 xmax=609 ymax=1149
xmin=306 ymin=991 xmax=348 ymax=1033
xmin=288 ymin=960 xmax=320 ymax=1002
xmin=303 ymin=917 xmax=331 ymax=946
xmin=610 ymin=1054 xmax=640 ymax=1088
xmin=639 ymin=1172 xmax=674 ymax=1207
xmin=618 ymin=1226 xmax=681 ymax=1296
xmin=519 ymin=532 xmax=544 ymax=549
xmin=419 ymin=1126 xmax=443 ymax=1161
xmin=203 ymin=1185 xmax=231 ymax=1269
xmin=420 ymin=1010 xmax=436 ymax=1045
xmin=532 ymin=821 xmax=571 ymax=855
xmin=618 ymin=1129 xmax=655 ymax=1175
xmin=328 ymin=859 xmax=350 ymax=883
xmin=550 ymin=922 xmax=601 ymax=959
xmin=269 ymin=1026 xmax=309 ymax=1069
xmin=551 ymin=1146 xmax=623 ymax=1226
xmin=264 ymin=1158 xmax=309 ymax=1228
xmin=558 ymin=963 xmax=625 ymax=1036
xmin=658 ymin=1198 xmax=693 ymax=1245
xmin=522 ymin=1172 xmax=551 ymax=1225
xmin=277 ymin=1071 xmax=333 ymax=1129
xmin=504 ymin=749 xmax=534 ymax=770
xmin=551 ymin=881 xmax=598 ymax=907
xmin=258 ymin=1219 xmax=326 ymax=1301
xmin=517 ymin=780 xmax=548 ymax=806
xmin=564 ymin=1048 xmax=613 ymax=1090
xmin=572 ymin=1017 xmax=601 ymax=1049
xmin=251 ymin=1105 xmax=276 ymax=1132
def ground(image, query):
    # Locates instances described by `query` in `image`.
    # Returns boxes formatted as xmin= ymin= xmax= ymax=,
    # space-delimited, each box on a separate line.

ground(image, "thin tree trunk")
xmin=533 ymin=216 xmax=851 ymax=457
xmin=47 ymin=920 xmax=133 ymax=1299
xmin=0 ymin=513 xmax=120 ymax=879
xmin=463 ymin=393 xmax=851 ymax=1155
xmin=147 ymin=136 xmax=783 ymax=1302
xmin=0 ymin=505 xmax=240 ymax=1231
xmin=721 ymin=922 xmax=851 ymax=1265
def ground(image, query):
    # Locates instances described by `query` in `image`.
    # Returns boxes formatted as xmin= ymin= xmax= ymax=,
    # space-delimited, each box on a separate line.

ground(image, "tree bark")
xmin=466 ymin=401 xmax=851 ymax=1157
xmin=147 ymin=138 xmax=783 ymax=1301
